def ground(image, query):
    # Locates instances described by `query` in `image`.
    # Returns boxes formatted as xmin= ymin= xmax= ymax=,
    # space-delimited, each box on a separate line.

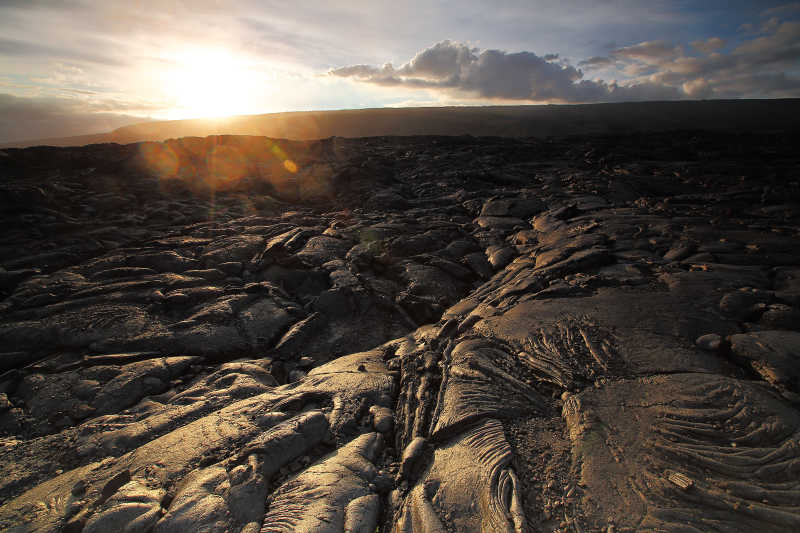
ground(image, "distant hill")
xmin=2 ymin=99 xmax=799 ymax=148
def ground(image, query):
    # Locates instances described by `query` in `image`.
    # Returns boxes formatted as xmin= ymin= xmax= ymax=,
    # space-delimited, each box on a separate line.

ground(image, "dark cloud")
xmin=331 ymin=19 xmax=800 ymax=104
xmin=329 ymin=40 xmax=680 ymax=103
xmin=398 ymin=40 xmax=478 ymax=79
xmin=0 ymin=93 xmax=148 ymax=143
xmin=459 ymin=48 xmax=584 ymax=99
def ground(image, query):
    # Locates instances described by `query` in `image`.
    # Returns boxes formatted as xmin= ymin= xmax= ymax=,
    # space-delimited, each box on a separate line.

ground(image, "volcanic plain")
xmin=1 ymin=124 xmax=800 ymax=532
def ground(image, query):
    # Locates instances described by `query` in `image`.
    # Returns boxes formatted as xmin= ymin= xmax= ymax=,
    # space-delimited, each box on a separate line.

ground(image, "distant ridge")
xmin=2 ymin=99 xmax=799 ymax=148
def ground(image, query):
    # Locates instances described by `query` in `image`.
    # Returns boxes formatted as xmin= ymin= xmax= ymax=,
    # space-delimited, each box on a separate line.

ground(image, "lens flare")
xmin=140 ymin=143 xmax=179 ymax=178
xmin=139 ymin=135 xmax=302 ymax=196
xmin=207 ymin=144 xmax=248 ymax=186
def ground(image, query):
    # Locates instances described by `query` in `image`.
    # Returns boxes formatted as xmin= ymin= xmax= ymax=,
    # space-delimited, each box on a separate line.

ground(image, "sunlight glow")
xmin=165 ymin=48 xmax=258 ymax=119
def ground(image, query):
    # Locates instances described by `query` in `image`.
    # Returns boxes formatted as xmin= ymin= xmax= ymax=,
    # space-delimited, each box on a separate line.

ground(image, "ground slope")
xmin=3 ymin=99 xmax=799 ymax=148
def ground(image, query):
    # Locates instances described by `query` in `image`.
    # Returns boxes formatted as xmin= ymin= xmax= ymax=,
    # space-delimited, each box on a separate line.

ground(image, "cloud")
xmin=329 ymin=40 xmax=681 ymax=103
xmin=331 ymin=17 xmax=800 ymax=104
xmin=578 ymin=56 xmax=616 ymax=70
xmin=0 ymin=36 xmax=124 ymax=66
xmin=740 ymin=4 xmax=800 ymax=35
xmin=762 ymin=2 xmax=800 ymax=18
xmin=691 ymin=37 xmax=726 ymax=54
xmin=628 ymin=20 xmax=800 ymax=99
xmin=611 ymin=40 xmax=681 ymax=63
xmin=739 ymin=23 xmax=756 ymax=34
xmin=761 ymin=17 xmax=783 ymax=34
xmin=0 ymin=93 xmax=149 ymax=143
xmin=398 ymin=40 xmax=478 ymax=80
xmin=733 ymin=20 xmax=800 ymax=64
xmin=2 ymin=0 xmax=798 ymax=127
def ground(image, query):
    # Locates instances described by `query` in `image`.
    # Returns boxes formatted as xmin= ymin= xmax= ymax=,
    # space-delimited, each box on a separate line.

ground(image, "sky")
xmin=0 ymin=0 xmax=799 ymax=142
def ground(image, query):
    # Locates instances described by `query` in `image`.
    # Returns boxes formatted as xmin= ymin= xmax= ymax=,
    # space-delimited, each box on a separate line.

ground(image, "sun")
xmin=165 ymin=48 xmax=255 ymax=119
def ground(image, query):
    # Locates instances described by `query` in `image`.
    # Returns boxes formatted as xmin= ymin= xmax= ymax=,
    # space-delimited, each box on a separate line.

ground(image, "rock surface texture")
xmin=1 ymin=131 xmax=799 ymax=531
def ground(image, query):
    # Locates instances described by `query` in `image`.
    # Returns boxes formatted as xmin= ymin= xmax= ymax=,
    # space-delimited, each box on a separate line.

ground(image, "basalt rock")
xmin=1 ymin=130 xmax=800 ymax=531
